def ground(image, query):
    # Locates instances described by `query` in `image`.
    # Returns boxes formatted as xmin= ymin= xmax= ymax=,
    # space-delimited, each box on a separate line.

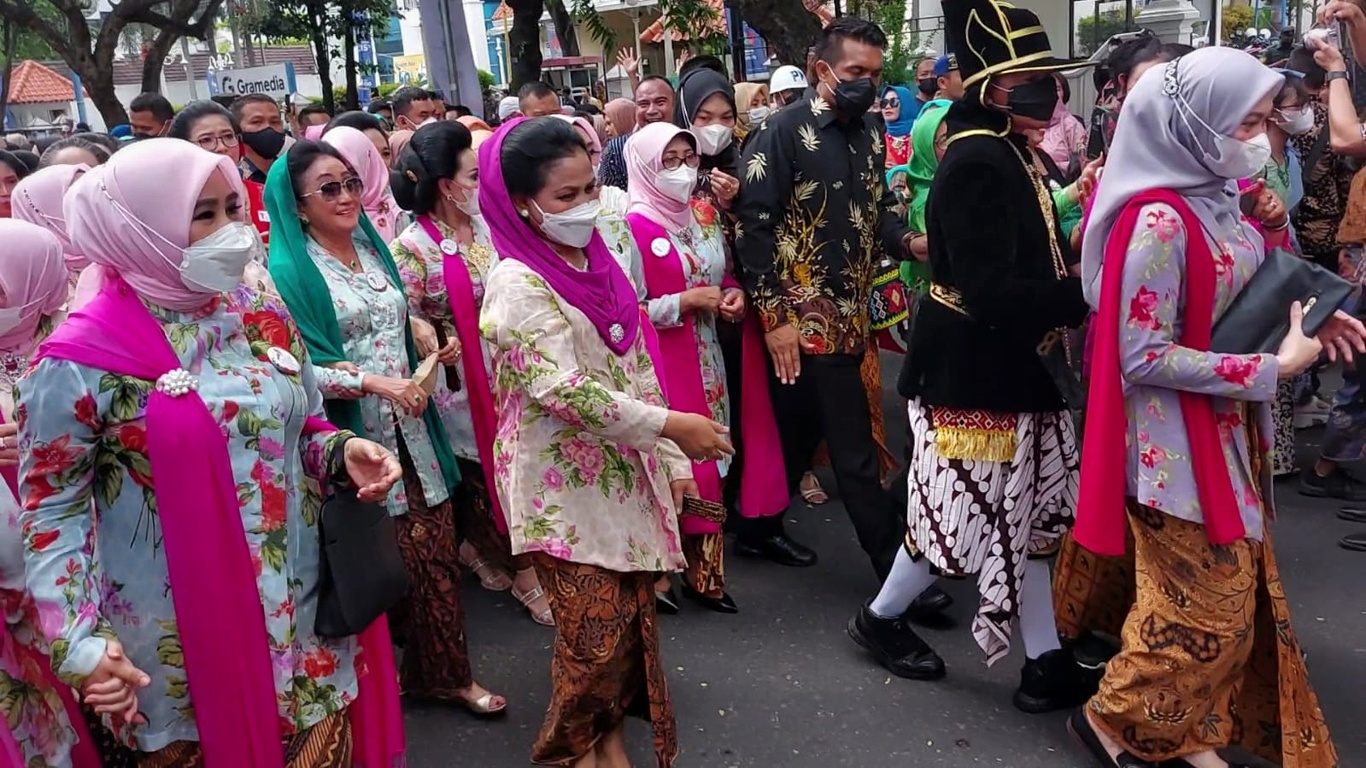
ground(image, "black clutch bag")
xmin=1210 ymin=247 xmax=1354 ymax=354
xmin=315 ymin=488 xmax=410 ymax=639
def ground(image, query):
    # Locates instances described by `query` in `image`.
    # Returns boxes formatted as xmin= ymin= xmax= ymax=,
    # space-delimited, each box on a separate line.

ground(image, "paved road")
xmin=405 ymin=362 xmax=1365 ymax=767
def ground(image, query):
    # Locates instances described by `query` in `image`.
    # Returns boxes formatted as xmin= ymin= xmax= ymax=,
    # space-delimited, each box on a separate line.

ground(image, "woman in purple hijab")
xmin=476 ymin=116 xmax=731 ymax=767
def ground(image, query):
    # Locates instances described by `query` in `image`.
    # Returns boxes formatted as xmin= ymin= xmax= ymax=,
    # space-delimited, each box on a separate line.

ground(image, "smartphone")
xmin=1238 ymin=180 xmax=1265 ymax=218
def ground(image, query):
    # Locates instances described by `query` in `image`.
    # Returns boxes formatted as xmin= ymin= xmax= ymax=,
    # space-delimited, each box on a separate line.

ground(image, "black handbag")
xmin=314 ymin=488 xmax=410 ymax=639
xmin=1210 ymin=247 xmax=1355 ymax=354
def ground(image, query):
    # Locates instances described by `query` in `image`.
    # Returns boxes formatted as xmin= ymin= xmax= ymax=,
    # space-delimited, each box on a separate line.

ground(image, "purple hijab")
xmin=476 ymin=117 xmax=640 ymax=355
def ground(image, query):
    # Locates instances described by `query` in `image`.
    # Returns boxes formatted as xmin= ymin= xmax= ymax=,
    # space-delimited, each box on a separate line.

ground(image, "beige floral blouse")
xmin=479 ymin=258 xmax=690 ymax=573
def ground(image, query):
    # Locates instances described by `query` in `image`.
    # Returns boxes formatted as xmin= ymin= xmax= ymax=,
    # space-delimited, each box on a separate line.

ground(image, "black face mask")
xmin=918 ymin=78 xmax=939 ymax=95
xmin=241 ymin=127 xmax=287 ymax=160
xmin=994 ymin=77 xmax=1058 ymax=121
xmin=823 ymin=70 xmax=878 ymax=116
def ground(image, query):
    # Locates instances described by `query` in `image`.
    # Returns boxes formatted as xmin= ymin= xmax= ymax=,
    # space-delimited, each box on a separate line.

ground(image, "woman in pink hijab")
xmin=1039 ymin=74 xmax=1088 ymax=175
xmin=0 ymin=219 xmax=101 ymax=768
xmin=19 ymin=139 xmax=406 ymax=768
xmin=323 ymin=126 xmax=406 ymax=241
xmin=9 ymin=163 xmax=89 ymax=306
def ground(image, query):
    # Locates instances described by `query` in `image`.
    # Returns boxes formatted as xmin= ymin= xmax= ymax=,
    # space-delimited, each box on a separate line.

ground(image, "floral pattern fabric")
xmin=637 ymin=205 xmax=731 ymax=475
xmin=479 ymin=259 xmax=690 ymax=574
xmin=1117 ymin=203 xmax=1278 ymax=541
xmin=391 ymin=216 xmax=499 ymax=461
xmin=306 ymin=233 xmax=447 ymax=515
xmin=17 ymin=285 xmax=359 ymax=753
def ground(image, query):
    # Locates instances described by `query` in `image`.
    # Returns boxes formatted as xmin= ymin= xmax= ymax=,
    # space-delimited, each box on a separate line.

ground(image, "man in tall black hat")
xmin=846 ymin=0 xmax=1095 ymax=712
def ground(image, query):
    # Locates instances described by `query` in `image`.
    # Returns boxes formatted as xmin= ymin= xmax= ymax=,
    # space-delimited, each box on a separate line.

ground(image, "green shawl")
xmin=900 ymin=100 xmax=952 ymax=293
xmin=263 ymin=156 xmax=461 ymax=494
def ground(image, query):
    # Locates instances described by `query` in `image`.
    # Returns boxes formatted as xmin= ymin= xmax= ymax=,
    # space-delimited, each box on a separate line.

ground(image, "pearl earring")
xmin=517 ymin=209 xmax=529 ymax=217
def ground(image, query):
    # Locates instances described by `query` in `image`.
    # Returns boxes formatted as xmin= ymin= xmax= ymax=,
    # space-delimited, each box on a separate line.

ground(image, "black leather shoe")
xmin=902 ymin=584 xmax=953 ymax=624
xmin=1014 ymin=648 xmax=1095 ymax=714
xmin=1339 ymin=531 xmax=1366 ymax=552
xmin=1338 ymin=506 xmax=1366 ymax=524
xmin=734 ymin=533 xmax=818 ymax=567
xmin=681 ymin=586 xmax=739 ymax=614
xmin=1067 ymin=708 xmax=1158 ymax=767
xmin=847 ymin=600 xmax=946 ymax=680
xmin=655 ymin=585 xmax=681 ymax=615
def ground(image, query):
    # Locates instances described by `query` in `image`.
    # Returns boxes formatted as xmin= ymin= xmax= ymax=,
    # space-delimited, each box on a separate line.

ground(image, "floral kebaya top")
xmin=391 ymin=216 xmax=498 ymax=461
xmin=480 ymin=258 xmax=691 ymax=573
xmin=306 ymin=233 xmax=447 ymax=515
xmin=17 ymin=285 xmax=359 ymax=753
xmin=637 ymin=211 xmax=732 ymax=476
xmin=0 ymin=319 xmax=82 ymax=768
xmin=1118 ymin=203 xmax=1278 ymax=540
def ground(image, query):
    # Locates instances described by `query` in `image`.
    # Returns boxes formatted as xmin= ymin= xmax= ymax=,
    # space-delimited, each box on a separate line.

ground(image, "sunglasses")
xmin=301 ymin=176 xmax=364 ymax=202
xmin=880 ymin=98 xmax=900 ymax=109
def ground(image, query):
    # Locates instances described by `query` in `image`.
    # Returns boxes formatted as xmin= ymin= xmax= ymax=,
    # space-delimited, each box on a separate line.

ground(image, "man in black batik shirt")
xmin=735 ymin=17 xmax=944 ymax=601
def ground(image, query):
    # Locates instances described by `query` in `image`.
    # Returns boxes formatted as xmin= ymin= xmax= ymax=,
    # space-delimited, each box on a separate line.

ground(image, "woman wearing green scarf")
xmin=900 ymin=99 xmax=953 ymax=294
xmin=265 ymin=140 xmax=508 ymax=715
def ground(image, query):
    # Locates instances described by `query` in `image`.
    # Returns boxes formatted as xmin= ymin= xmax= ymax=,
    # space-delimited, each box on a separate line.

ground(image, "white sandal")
xmin=512 ymin=583 xmax=555 ymax=626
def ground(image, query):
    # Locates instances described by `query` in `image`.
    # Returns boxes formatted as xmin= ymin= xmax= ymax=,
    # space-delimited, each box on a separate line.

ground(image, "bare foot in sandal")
xmin=513 ymin=568 xmax=555 ymax=626
xmin=459 ymin=541 xmax=513 ymax=591
xmin=454 ymin=682 xmax=507 ymax=717
xmin=799 ymin=471 xmax=829 ymax=505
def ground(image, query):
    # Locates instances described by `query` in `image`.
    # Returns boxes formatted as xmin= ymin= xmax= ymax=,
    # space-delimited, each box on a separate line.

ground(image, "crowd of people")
xmin=1 ymin=0 xmax=1364 ymax=765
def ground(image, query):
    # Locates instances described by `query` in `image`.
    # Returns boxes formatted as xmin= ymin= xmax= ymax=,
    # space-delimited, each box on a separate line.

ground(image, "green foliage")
xmin=478 ymin=69 xmax=496 ymax=90
xmin=570 ymin=0 xmax=724 ymax=54
xmin=1076 ymin=9 xmax=1128 ymax=56
xmin=1 ymin=3 xmax=61 ymax=62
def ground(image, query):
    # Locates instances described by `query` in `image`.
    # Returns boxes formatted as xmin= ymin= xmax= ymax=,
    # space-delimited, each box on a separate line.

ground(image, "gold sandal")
xmin=458 ymin=542 xmax=512 ymax=591
xmin=512 ymin=583 xmax=555 ymax=626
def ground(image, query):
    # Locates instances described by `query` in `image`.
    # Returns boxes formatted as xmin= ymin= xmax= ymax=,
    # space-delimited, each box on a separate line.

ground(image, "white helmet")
xmin=769 ymin=65 xmax=808 ymax=95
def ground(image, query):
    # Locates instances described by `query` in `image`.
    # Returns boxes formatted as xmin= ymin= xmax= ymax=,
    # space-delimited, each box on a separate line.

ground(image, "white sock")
xmin=1019 ymin=558 xmax=1063 ymax=659
xmin=869 ymin=548 xmax=937 ymax=619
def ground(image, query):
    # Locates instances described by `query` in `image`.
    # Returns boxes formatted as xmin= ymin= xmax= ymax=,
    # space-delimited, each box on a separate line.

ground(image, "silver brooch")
xmin=155 ymin=368 xmax=198 ymax=398
xmin=609 ymin=323 xmax=625 ymax=343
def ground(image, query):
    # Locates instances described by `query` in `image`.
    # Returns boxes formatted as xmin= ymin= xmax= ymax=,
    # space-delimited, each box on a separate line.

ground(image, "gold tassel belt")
xmin=931 ymin=407 xmax=1019 ymax=463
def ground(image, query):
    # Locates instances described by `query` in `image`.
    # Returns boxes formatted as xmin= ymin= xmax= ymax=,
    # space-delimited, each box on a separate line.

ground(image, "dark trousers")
xmin=739 ymin=352 xmax=904 ymax=580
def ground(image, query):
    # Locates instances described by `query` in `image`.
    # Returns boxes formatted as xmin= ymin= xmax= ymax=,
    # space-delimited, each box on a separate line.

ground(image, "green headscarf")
xmin=263 ymin=153 xmax=461 ymax=494
xmin=905 ymin=99 xmax=953 ymax=234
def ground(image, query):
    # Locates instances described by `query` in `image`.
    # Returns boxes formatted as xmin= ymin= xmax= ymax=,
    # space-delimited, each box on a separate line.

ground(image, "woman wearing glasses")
xmin=265 ymin=140 xmax=507 ymax=715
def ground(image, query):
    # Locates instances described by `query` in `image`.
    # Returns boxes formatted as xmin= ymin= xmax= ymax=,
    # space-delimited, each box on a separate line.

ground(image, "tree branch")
xmin=126 ymin=0 xmax=225 ymax=42
xmin=0 ymin=0 xmax=79 ymax=57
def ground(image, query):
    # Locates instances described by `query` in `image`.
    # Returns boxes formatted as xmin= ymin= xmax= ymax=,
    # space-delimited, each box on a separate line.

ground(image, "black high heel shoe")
xmin=681 ymin=585 xmax=739 ymax=614
xmin=655 ymin=584 xmax=681 ymax=615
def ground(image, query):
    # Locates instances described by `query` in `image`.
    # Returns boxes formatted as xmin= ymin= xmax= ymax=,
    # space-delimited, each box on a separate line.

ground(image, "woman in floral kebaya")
xmin=17 ymin=138 xmax=406 ymax=767
xmin=478 ymin=116 xmax=731 ymax=768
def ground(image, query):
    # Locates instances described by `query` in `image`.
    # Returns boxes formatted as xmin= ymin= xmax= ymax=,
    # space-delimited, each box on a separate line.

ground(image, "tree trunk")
xmin=343 ymin=16 xmax=359 ymax=109
xmin=84 ymin=64 xmax=128 ymax=127
xmin=739 ymin=0 xmax=821 ymax=65
xmin=140 ymin=33 xmax=176 ymax=94
xmin=547 ymin=0 xmax=580 ymax=57
xmin=1 ymin=18 xmax=17 ymax=120
xmin=508 ymin=0 xmax=544 ymax=89
xmin=312 ymin=23 xmax=335 ymax=113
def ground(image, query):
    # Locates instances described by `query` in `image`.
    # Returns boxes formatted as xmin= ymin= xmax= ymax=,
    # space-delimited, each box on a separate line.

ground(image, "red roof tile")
xmin=6 ymin=60 xmax=77 ymax=105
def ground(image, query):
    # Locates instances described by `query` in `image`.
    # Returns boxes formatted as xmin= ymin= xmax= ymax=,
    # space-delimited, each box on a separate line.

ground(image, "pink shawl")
xmin=418 ymin=216 xmax=506 ymax=534
xmin=627 ymin=212 xmax=786 ymax=535
xmin=323 ymin=126 xmax=402 ymax=242
xmin=34 ymin=276 xmax=404 ymax=766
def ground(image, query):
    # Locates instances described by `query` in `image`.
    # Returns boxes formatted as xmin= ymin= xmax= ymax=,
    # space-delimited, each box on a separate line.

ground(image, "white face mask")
xmin=748 ymin=106 xmax=771 ymax=123
xmin=695 ymin=123 xmax=734 ymax=156
xmin=180 ymin=221 xmax=256 ymax=293
xmin=1177 ymin=100 xmax=1274 ymax=180
xmin=534 ymin=200 xmax=599 ymax=249
xmin=0 ymin=297 xmax=43 ymax=337
xmin=656 ymin=166 xmax=698 ymax=203
xmin=1275 ymin=106 xmax=1315 ymax=136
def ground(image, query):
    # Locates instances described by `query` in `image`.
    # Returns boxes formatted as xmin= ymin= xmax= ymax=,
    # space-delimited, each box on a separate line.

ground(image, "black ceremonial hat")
xmin=943 ymin=0 xmax=1092 ymax=91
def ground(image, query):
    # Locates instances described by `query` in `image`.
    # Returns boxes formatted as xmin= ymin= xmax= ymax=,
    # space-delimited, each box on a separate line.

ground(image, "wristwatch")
xmin=1326 ymin=70 xmax=1351 ymax=84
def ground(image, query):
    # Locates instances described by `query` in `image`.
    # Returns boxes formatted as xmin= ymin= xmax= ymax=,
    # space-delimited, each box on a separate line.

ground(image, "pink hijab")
xmin=605 ymin=98 xmax=636 ymax=137
xmin=303 ymin=124 xmax=327 ymax=142
xmin=10 ymin=163 xmax=89 ymax=273
xmin=625 ymin=122 xmax=696 ymax=230
xmin=554 ymin=114 xmax=603 ymax=157
xmin=388 ymin=129 xmax=415 ymax=161
xmin=323 ymin=126 xmax=402 ymax=241
xmin=0 ymin=220 xmax=67 ymax=351
xmin=64 ymin=139 xmax=243 ymax=312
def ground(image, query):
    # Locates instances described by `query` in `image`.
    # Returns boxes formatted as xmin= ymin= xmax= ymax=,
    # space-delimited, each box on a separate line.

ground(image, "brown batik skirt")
xmin=529 ymin=554 xmax=678 ymax=767
xmin=454 ymin=457 xmax=530 ymax=574
xmin=135 ymin=710 xmax=352 ymax=767
xmin=1052 ymin=532 xmax=1135 ymax=643
xmin=391 ymin=448 xmax=473 ymax=699
xmin=682 ymin=532 xmax=725 ymax=598
xmin=1088 ymin=502 xmax=1337 ymax=767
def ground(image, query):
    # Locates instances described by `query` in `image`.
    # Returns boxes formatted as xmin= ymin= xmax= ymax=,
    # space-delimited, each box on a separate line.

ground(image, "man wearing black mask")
xmin=851 ymin=0 xmax=1094 ymax=714
xmin=231 ymin=94 xmax=289 ymax=184
xmin=735 ymin=17 xmax=952 ymax=626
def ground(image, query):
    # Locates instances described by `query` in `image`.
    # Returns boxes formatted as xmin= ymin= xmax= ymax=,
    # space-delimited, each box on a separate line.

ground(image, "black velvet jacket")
xmin=897 ymin=101 xmax=1090 ymax=414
